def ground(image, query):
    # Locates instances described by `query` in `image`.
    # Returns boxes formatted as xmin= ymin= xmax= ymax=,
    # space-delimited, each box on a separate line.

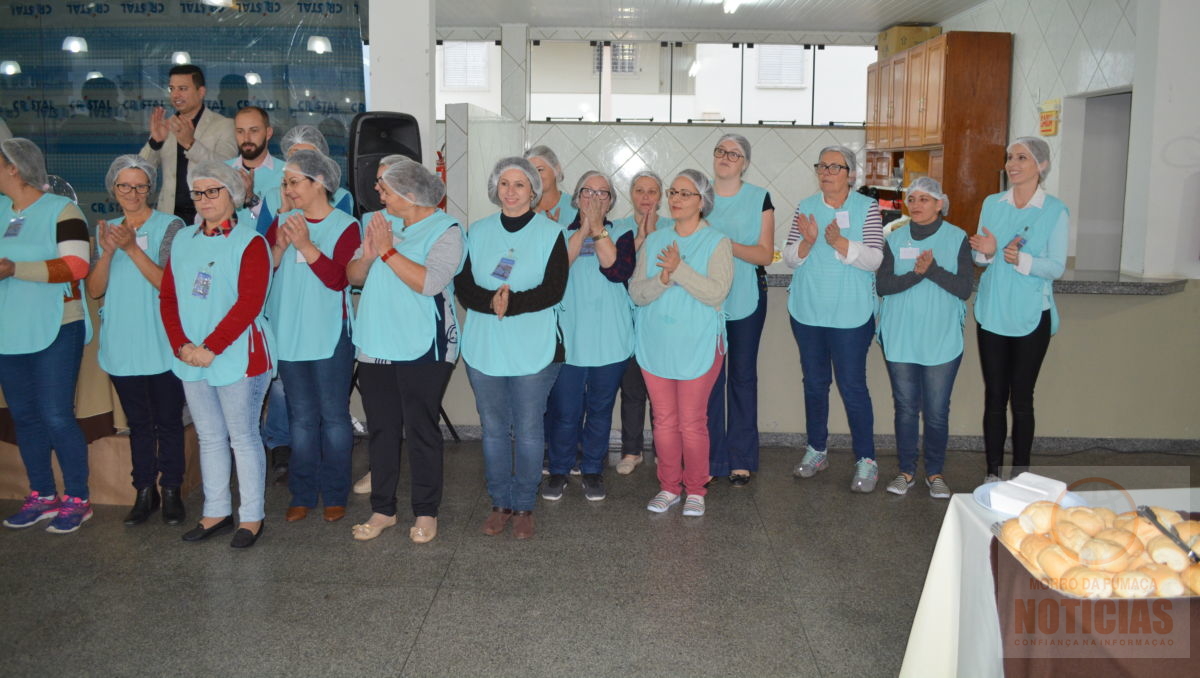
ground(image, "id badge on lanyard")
xmin=491 ymin=249 xmax=516 ymax=281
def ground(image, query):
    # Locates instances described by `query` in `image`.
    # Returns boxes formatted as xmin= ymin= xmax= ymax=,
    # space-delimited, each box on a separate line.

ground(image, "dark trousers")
xmin=619 ymin=357 xmax=650 ymax=454
xmin=358 ymin=361 xmax=453 ymax=518
xmin=708 ymin=279 xmax=767 ymax=475
xmin=110 ymin=371 xmax=187 ymax=489
xmin=977 ymin=310 xmax=1052 ymax=476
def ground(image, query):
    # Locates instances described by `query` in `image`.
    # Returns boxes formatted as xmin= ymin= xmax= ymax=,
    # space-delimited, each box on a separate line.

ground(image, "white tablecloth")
xmin=899 ymin=487 xmax=1200 ymax=678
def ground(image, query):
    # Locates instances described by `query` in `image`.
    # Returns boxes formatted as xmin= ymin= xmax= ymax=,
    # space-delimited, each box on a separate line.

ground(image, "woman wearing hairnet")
xmin=875 ymin=178 xmax=972 ymax=499
xmin=524 ymin=145 xmax=577 ymax=226
xmin=968 ymin=137 xmax=1068 ymax=484
xmin=160 ymin=160 xmax=273 ymax=548
xmin=265 ymin=150 xmax=361 ymax=524
xmin=705 ymin=133 xmax=775 ymax=487
xmin=86 ymin=154 xmax=188 ymax=526
xmin=455 ymin=156 xmax=567 ymax=540
xmin=256 ymin=125 xmax=353 ymax=234
xmin=347 ymin=158 xmax=462 ymax=543
xmin=0 ymin=138 xmax=94 ymax=534
xmin=541 ymin=170 xmax=635 ymax=503
xmin=632 ymin=169 xmax=732 ymax=518
xmin=784 ymin=145 xmax=883 ymax=493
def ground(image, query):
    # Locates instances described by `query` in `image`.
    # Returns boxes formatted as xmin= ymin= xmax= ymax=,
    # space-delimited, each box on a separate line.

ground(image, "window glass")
xmin=608 ymin=42 xmax=670 ymax=123
xmin=811 ymin=45 xmax=875 ymax=126
xmin=676 ymin=43 xmax=740 ymax=124
xmin=436 ymin=42 xmax=502 ymax=119
xmin=742 ymin=44 xmax=813 ymax=125
xmin=531 ymin=40 xmax=599 ymax=122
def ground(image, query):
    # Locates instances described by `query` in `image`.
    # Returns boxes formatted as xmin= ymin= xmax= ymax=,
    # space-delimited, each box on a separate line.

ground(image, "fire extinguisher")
xmin=436 ymin=145 xmax=447 ymax=210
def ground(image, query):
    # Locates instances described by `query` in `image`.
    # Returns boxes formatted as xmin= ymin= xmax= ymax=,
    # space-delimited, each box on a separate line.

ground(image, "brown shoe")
xmin=481 ymin=507 xmax=512 ymax=536
xmin=324 ymin=506 xmax=346 ymax=522
xmin=512 ymin=511 xmax=534 ymax=540
xmin=285 ymin=506 xmax=309 ymax=522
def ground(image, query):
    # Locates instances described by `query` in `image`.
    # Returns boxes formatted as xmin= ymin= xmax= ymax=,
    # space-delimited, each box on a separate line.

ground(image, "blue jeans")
xmin=708 ymin=280 xmax=766 ymax=475
xmin=885 ymin=355 xmax=962 ymax=477
xmin=260 ymin=376 xmax=291 ymax=449
xmin=278 ymin=326 xmax=355 ymax=508
xmin=789 ymin=316 xmax=876 ymax=461
xmin=547 ymin=359 xmax=627 ymax=475
xmin=182 ymin=372 xmax=270 ymax=522
xmin=0 ymin=320 xmax=89 ymax=499
xmin=467 ymin=362 xmax=561 ymax=512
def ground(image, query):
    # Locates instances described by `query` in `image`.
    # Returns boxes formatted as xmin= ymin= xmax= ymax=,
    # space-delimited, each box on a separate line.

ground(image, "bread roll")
xmin=1129 ymin=551 xmax=1154 ymax=570
xmin=1147 ymin=535 xmax=1190 ymax=573
xmin=1019 ymin=533 xmax=1055 ymax=563
xmin=1147 ymin=506 xmax=1182 ymax=528
xmin=1113 ymin=570 xmax=1155 ymax=598
xmin=1183 ymin=564 xmax=1200 ymax=595
xmin=1174 ymin=520 xmax=1200 ymax=544
xmin=1038 ymin=544 xmax=1081 ymax=580
xmin=999 ymin=518 xmax=1027 ymax=551
xmin=1139 ymin=563 xmax=1187 ymax=597
xmin=1114 ymin=514 xmax=1160 ymax=543
xmin=1052 ymin=520 xmax=1091 ymax=553
xmin=1079 ymin=538 xmax=1133 ymax=573
xmin=1060 ymin=566 xmax=1113 ymax=598
xmin=1092 ymin=506 xmax=1117 ymax=528
xmin=1019 ymin=501 xmax=1058 ymax=535
xmin=1094 ymin=527 xmax=1144 ymax=559
xmin=1064 ymin=507 xmax=1105 ymax=536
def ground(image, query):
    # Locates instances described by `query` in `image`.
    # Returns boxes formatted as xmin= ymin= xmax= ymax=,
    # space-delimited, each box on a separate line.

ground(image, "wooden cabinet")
xmin=861 ymin=31 xmax=1012 ymax=234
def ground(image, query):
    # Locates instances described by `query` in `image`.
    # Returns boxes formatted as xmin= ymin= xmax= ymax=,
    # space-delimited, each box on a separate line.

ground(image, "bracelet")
xmin=381 ymin=247 xmax=399 ymax=262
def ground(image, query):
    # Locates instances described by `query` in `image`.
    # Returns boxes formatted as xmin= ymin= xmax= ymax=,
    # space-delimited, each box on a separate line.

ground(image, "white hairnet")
xmin=1009 ymin=136 xmax=1052 ymax=182
xmin=569 ymin=170 xmax=615 ymax=215
xmin=675 ymin=169 xmax=715 ymax=218
xmin=281 ymin=125 xmax=329 ymax=157
xmin=905 ymin=176 xmax=950 ymax=216
xmin=487 ymin=156 xmax=543 ymax=208
xmin=105 ymin=154 xmax=157 ymax=201
xmin=523 ymin=145 xmax=563 ymax=183
xmin=381 ymin=158 xmax=445 ymax=208
xmin=286 ymin=149 xmax=341 ymax=196
xmin=628 ymin=169 xmax=664 ymax=197
xmin=0 ymin=138 xmax=48 ymax=191
xmin=716 ymin=132 xmax=752 ymax=167
xmin=187 ymin=160 xmax=245 ymax=208
xmin=818 ymin=145 xmax=858 ymax=180
xmin=378 ymin=154 xmax=410 ymax=171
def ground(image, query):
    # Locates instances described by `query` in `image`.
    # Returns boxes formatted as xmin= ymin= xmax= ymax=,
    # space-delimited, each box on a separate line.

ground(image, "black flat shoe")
xmin=123 ymin=486 xmax=161 ymax=526
xmin=181 ymin=516 xmax=234 ymax=542
xmin=729 ymin=473 xmax=751 ymax=487
xmin=160 ymin=486 xmax=186 ymax=525
xmin=230 ymin=522 xmax=264 ymax=549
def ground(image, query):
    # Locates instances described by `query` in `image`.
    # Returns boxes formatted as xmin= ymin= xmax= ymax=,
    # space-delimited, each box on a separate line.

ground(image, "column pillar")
xmin=500 ymin=23 xmax=529 ymax=126
xmin=369 ymin=0 xmax=435 ymax=167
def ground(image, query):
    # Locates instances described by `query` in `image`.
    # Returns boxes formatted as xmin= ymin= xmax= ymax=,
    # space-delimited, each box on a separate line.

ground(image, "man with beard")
xmin=139 ymin=64 xmax=237 ymax=223
xmin=226 ymin=106 xmax=284 ymax=228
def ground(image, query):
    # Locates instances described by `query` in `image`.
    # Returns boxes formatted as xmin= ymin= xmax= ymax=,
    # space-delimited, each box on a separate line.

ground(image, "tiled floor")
xmin=2 ymin=443 xmax=1196 ymax=677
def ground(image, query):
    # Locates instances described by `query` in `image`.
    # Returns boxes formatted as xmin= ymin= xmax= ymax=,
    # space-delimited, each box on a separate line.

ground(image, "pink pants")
xmin=642 ymin=350 xmax=724 ymax=497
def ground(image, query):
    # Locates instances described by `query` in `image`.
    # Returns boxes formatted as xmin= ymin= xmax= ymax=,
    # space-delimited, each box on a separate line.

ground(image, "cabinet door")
xmin=888 ymin=55 xmax=907 ymax=149
xmin=929 ymin=149 xmax=944 ymax=184
xmin=905 ymin=44 xmax=927 ymax=147
xmin=878 ymin=59 xmax=893 ymax=149
xmin=922 ymin=36 xmax=947 ymax=145
xmin=865 ymin=63 xmax=879 ymax=150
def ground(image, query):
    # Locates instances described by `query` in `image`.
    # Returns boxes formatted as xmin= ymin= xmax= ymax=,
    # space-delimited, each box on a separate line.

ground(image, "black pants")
xmin=110 ymin=371 xmax=187 ymax=489
xmin=358 ymin=361 xmax=453 ymax=518
xmin=977 ymin=310 xmax=1052 ymax=476
xmin=619 ymin=356 xmax=650 ymax=454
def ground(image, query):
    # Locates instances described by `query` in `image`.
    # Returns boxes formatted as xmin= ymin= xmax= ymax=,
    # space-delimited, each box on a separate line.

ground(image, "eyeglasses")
xmin=666 ymin=189 xmax=700 ymax=199
xmin=189 ymin=186 xmax=227 ymax=201
xmin=713 ymin=148 xmax=745 ymax=162
xmin=814 ymin=163 xmax=850 ymax=174
xmin=578 ymin=187 xmax=612 ymax=200
xmin=115 ymin=183 xmax=151 ymax=195
xmin=282 ymin=177 xmax=313 ymax=189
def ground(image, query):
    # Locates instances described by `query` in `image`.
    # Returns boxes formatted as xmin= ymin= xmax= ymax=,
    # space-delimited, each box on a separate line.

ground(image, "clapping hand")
xmin=110 ymin=222 xmax=136 ymax=252
xmin=656 ymin=241 xmax=681 ymax=284
xmin=491 ymin=284 xmax=511 ymax=319
xmin=168 ymin=113 xmax=196 ymax=150
xmin=282 ymin=212 xmax=312 ymax=251
xmin=1002 ymin=236 xmax=1023 ymax=265
xmin=824 ymin=221 xmax=848 ymax=254
xmin=969 ymin=227 xmax=997 ymax=256
xmin=366 ymin=213 xmax=393 ymax=258
xmin=913 ymin=250 xmax=934 ymax=275
xmin=149 ymin=107 xmax=169 ymax=144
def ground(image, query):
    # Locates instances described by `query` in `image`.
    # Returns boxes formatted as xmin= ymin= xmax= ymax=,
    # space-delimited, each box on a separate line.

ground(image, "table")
xmin=899 ymin=486 xmax=1200 ymax=678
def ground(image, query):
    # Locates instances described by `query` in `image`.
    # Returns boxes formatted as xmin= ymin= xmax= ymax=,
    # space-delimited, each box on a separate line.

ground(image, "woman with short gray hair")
xmin=86 ymin=154 xmax=188 ymax=527
xmin=524 ymin=145 xmax=577 ymax=225
xmin=455 ymin=156 xmax=568 ymax=540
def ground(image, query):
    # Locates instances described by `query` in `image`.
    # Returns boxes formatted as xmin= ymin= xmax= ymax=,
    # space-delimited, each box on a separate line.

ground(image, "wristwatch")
xmin=594 ymin=228 xmax=610 ymax=240
xmin=245 ymin=193 xmax=261 ymax=209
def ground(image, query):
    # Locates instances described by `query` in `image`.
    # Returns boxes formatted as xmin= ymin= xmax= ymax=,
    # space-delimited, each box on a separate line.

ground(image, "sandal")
xmin=351 ymin=513 xmax=396 ymax=541
xmin=410 ymin=517 xmax=437 ymax=544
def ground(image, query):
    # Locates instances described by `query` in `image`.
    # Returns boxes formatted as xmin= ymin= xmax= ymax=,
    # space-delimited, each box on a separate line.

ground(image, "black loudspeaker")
xmin=348 ymin=112 xmax=421 ymax=217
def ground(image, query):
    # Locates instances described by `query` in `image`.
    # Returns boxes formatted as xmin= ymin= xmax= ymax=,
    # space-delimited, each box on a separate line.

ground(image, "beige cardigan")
xmin=138 ymin=107 xmax=237 ymax=213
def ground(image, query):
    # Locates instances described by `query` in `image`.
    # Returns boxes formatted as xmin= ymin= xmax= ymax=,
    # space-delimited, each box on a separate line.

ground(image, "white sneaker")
xmin=886 ymin=473 xmax=915 ymax=496
xmin=352 ymin=472 xmax=371 ymax=495
xmin=682 ymin=495 xmax=705 ymax=517
xmin=646 ymin=491 xmax=680 ymax=513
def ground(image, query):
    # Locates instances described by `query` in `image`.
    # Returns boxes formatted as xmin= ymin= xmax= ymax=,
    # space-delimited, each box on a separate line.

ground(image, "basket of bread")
xmin=995 ymin=501 xmax=1200 ymax=598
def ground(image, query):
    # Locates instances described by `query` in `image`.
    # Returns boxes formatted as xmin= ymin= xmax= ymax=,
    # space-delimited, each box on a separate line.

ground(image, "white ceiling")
xmin=433 ymin=0 xmax=988 ymax=34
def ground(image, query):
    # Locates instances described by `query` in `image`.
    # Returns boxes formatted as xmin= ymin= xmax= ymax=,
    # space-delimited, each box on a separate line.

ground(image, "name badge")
xmin=835 ymin=211 xmax=851 ymax=230
xmin=579 ymin=238 xmax=596 ymax=257
xmin=899 ymin=247 xmax=920 ymax=260
xmin=192 ymin=271 xmax=213 ymax=299
xmin=491 ymin=253 xmax=515 ymax=281
xmin=393 ymin=235 xmax=404 ymax=248
xmin=4 ymin=216 xmax=24 ymax=238
xmin=136 ymin=234 xmax=150 ymax=251
xmin=295 ymin=248 xmax=306 ymax=264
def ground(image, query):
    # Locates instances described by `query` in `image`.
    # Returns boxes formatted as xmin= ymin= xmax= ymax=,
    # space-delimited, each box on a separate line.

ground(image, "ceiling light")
xmin=172 ymin=51 xmax=191 ymax=65
xmin=86 ymin=71 xmax=104 ymax=80
xmin=724 ymin=0 xmax=743 ymax=13
xmin=201 ymin=0 xmax=234 ymax=6
xmin=307 ymin=36 xmax=332 ymax=55
xmin=62 ymin=36 xmax=88 ymax=53
xmin=1 ymin=61 xmax=20 ymax=76
xmin=688 ymin=60 xmax=702 ymax=78
xmin=245 ymin=72 xmax=262 ymax=85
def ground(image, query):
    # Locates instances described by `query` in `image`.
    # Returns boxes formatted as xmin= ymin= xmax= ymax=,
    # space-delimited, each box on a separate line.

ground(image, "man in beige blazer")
xmin=139 ymin=64 xmax=237 ymax=223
